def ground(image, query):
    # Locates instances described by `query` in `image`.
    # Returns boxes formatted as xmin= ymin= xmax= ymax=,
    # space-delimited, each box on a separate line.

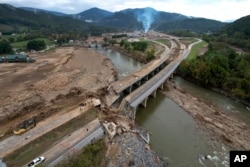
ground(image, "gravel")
xmin=105 ymin=127 xmax=168 ymax=167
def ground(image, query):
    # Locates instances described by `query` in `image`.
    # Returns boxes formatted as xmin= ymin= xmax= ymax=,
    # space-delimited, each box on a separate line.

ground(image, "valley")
xmin=0 ymin=2 xmax=249 ymax=167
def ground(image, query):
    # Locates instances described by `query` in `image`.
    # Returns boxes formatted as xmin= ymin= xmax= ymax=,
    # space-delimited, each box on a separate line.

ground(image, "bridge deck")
xmin=124 ymin=39 xmax=202 ymax=108
xmin=125 ymin=60 xmax=180 ymax=107
xmin=110 ymin=39 xmax=175 ymax=94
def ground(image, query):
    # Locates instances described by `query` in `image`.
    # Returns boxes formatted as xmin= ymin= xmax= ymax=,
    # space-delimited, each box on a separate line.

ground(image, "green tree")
xmin=8 ymin=37 xmax=15 ymax=43
xmin=0 ymin=40 xmax=13 ymax=54
xmin=131 ymin=41 xmax=148 ymax=52
xmin=109 ymin=39 xmax=117 ymax=46
xmin=146 ymin=48 xmax=155 ymax=61
xmin=26 ymin=40 xmax=46 ymax=51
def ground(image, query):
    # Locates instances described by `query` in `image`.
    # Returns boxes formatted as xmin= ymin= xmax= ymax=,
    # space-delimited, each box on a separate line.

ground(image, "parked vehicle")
xmin=13 ymin=117 xmax=36 ymax=135
xmin=27 ymin=156 xmax=45 ymax=167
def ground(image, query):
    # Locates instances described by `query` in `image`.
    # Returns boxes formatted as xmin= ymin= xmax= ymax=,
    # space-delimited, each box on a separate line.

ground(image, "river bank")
xmin=177 ymin=76 xmax=250 ymax=107
xmin=163 ymin=81 xmax=250 ymax=150
xmin=109 ymin=45 xmax=148 ymax=63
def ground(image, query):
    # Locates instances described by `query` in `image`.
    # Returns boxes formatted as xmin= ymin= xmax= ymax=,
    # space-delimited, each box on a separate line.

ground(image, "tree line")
xmin=0 ymin=39 xmax=46 ymax=54
xmin=178 ymin=42 xmax=250 ymax=100
xmin=120 ymin=40 xmax=155 ymax=61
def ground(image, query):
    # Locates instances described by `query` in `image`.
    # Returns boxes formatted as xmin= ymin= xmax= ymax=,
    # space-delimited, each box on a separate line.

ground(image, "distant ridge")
xmin=20 ymin=7 xmax=67 ymax=16
xmin=0 ymin=4 xmax=113 ymax=34
xmin=73 ymin=7 xmax=113 ymax=22
xmin=223 ymin=15 xmax=250 ymax=37
xmin=74 ymin=7 xmax=225 ymax=32
xmin=0 ymin=4 xmax=227 ymax=33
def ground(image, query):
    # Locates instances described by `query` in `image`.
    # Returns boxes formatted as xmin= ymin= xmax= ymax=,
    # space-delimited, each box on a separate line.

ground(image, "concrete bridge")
xmin=106 ymin=38 xmax=181 ymax=105
xmin=106 ymin=36 xmax=201 ymax=119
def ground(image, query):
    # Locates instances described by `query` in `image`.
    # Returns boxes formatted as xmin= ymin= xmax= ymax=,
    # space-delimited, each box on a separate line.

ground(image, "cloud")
xmin=1 ymin=0 xmax=250 ymax=21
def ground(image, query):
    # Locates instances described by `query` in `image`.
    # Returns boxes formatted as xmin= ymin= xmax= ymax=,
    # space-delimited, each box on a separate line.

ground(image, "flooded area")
xmin=97 ymin=47 xmax=249 ymax=166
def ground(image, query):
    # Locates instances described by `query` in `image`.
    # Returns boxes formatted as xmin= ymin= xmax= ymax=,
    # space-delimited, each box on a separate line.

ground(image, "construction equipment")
xmin=13 ymin=117 xmax=36 ymax=135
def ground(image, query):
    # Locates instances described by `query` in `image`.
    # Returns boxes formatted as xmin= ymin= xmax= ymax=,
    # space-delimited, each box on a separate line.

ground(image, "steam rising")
xmin=136 ymin=7 xmax=157 ymax=33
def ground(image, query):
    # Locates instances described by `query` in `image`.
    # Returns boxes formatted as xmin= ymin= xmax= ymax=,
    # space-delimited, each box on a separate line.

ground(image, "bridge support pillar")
xmin=128 ymin=86 xmax=132 ymax=93
xmin=141 ymin=97 xmax=148 ymax=108
xmin=159 ymin=83 xmax=164 ymax=90
xmin=136 ymin=80 xmax=141 ymax=87
xmin=132 ymin=106 xmax=137 ymax=120
xmin=150 ymin=90 xmax=157 ymax=98
xmin=170 ymin=73 xmax=174 ymax=79
xmin=144 ymin=75 xmax=149 ymax=81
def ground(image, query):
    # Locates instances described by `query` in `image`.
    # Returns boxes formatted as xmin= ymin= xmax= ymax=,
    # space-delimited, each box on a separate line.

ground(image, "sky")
xmin=1 ymin=0 xmax=250 ymax=22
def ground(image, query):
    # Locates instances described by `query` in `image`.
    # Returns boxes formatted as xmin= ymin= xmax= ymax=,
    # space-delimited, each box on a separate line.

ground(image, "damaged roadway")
xmin=0 ymin=45 xmax=166 ymax=166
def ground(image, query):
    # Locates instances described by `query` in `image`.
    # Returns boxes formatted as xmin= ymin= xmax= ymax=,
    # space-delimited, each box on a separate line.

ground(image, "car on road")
xmin=27 ymin=156 xmax=45 ymax=167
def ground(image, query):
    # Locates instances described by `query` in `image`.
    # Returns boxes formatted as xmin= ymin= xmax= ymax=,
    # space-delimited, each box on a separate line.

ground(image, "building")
xmin=6 ymin=54 xmax=28 ymax=62
xmin=0 ymin=54 xmax=35 ymax=63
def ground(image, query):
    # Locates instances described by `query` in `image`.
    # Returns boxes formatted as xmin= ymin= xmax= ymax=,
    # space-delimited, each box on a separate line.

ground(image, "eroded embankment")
xmin=163 ymin=82 xmax=250 ymax=150
xmin=0 ymin=46 xmax=116 ymax=136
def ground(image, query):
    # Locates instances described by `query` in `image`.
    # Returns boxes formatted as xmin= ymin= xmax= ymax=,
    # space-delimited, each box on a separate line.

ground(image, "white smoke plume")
xmin=136 ymin=7 xmax=157 ymax=33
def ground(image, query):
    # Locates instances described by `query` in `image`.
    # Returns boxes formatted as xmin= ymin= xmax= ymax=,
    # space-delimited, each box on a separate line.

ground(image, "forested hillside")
xmin=0 ymin=4 xmax=226 ymax=34
xmin=91 ymin=7 xmax=226 ymax=33
xmin=178 ymin=15 xmax=250 ymax=103
xmin=0 ymin=4 xmax=115 ymax=35
xmin=74 ymin=7 xmax=113 ymax=21
xmin=157 ymin=18 xmax=226 ymax=33
xmin=212 ymin=15 xmax=250 ymax=50
xmin=178 ymin=42 xmax=250 ymax=100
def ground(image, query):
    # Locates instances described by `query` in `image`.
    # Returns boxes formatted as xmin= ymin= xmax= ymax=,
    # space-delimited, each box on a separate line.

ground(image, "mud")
xmin=0 ymin=46 xmax=116 ymax=136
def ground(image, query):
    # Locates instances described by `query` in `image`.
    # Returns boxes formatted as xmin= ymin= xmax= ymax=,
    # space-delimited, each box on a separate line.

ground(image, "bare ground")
xmin=163 ymin=82 xmax=250 ymax=150
xmin=0 ymin=46 xmax=116 ymax=136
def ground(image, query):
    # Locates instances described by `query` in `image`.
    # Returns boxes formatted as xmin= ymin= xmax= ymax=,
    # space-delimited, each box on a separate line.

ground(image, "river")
xmin=96 ymin=48 xmax=143 ymax=79
xmin=95 ymin=47 xmax=248 ymax=166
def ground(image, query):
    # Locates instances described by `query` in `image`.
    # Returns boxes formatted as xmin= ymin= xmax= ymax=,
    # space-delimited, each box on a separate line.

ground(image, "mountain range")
xmin=0 ymin=3 xmax=249 ymax=35
xmin=0 ymin=4 xmax=226 ymax=33
xmin=69 ymin=7 xmax=226 ymax=33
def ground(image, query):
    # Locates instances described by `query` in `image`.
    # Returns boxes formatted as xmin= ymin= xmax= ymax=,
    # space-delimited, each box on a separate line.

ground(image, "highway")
xmin=23 ymin=119 xmax=103 ymax=167
xmin=124 ymin=39 xmax=202 ymax=109
xmin=110 ymin=38 xmax=177 ymax=94
xmin=0 ymin=105 xmax=93 ymax=159
xmin=125 ymin=60 xmax=180 ymax=108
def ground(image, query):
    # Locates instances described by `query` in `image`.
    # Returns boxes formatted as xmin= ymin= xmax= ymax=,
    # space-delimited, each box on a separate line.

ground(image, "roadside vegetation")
xmin=186 ymin=41 xmax=208 ymax=60
xmin=4 ymin=109 xmax=97 ymax=167
xmin=55 ymin=138 xmax=106 ymax=167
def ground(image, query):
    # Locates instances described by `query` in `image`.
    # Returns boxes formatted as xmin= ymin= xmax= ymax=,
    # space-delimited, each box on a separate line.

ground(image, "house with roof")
xmin=1 ymin=54 xmax=35 ymax=63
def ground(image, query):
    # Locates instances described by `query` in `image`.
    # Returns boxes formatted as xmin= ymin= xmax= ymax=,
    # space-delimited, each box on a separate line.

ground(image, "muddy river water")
xmin=96 ymin=48 xmax=249 ymax=166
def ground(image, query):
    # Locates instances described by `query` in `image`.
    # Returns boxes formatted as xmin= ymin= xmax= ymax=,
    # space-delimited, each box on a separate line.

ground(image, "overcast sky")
xmin=1 ymin=0 xmax=250 ymax=22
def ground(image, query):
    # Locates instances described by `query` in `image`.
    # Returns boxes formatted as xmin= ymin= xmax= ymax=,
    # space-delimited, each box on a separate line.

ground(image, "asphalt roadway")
xmin=125 ymin=39 xmax=202 ymax=108
xmin=110 ymin=38 xmax=176 ymax=94
xmin=24 ymin=118 xmax=103 ymax=167
xmin=0 ymin=105 xmax=92 ymax=159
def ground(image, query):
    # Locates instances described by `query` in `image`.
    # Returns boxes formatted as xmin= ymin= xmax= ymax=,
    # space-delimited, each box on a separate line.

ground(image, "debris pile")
xmin=101 ymin=113 xmax=168 ymax=166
